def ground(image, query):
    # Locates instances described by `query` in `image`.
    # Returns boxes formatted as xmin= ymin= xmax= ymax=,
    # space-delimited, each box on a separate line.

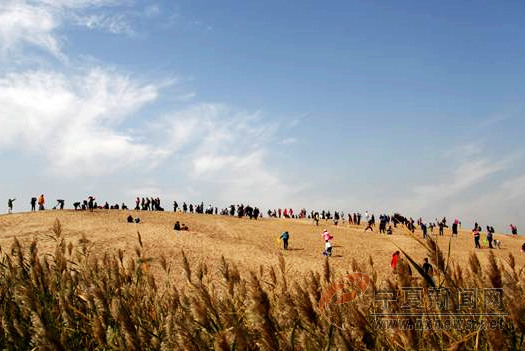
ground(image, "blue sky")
xmin=0 ymin=0 xmax=524 ymax=232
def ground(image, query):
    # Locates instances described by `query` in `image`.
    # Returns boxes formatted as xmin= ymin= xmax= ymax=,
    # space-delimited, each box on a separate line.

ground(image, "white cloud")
xmin=144 ymin=4 xmax=160 ymax=18
xmin=153 ymin=104 xmax=301 ymax=206
xmin=446 ymin=173 xmax=525 ymax=232
xmin=73 ymin=13 xmax=134 ymax=35
xmin=288 ymin=113 xmax=309 ymax=127
xmin=397 ymin=151 xmax=514 ymax=216
xmin=389 ymin=140 xmax=525 ymax=230
xmin=280 ymin=137 xmax=298 ymax=145
xmin=0 ymin=68 xmax=167 ymax=176
xmin=0 ymin=2 xmax=62 ymax=58
xmin=0 ymin=0 xmax=131 ymax=58
xmin=501 ymin=174 xmax=525 ymax=200
xmin=175 ymin=92 xmax=196 ymax=102
xmin=125 ymin=184 xmax=162 ymax=198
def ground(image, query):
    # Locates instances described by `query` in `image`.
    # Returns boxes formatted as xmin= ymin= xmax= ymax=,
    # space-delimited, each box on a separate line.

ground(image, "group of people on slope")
xmin=135 ymin=197 xmax=164 ymax=211
xmin=279 ymin=228 xmax=334 ymax=257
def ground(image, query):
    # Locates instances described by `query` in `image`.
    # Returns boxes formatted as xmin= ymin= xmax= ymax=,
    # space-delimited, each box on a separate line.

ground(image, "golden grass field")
xmin=1 ymin=210 xmax=523 ymax=284
xmin=1 ymin=210 xmax=525 ymax=350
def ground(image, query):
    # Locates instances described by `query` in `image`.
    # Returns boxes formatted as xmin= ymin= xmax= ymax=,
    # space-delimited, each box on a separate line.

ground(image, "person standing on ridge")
xmin=452 ymin=220 xmax=459 ymax=237
xmin=473 ymin=228 xmax=481 ymax=249
xmin=421 ymin=223 xmax=428 ymax=239
xmin=88 ymin=196 xmax=95 ymax=212
xmin=38 ymin=194 xmax=45 ymax=211
xmin=7 ymin=198 xmax=15 ymax=214
xmin=30 ymin=197 xmax=37 ymax=211
xmin=486 ymin=226 xmax=494 ymax=249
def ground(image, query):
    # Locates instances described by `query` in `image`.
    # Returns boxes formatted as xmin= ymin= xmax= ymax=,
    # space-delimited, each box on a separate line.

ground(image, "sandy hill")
xmin=0 ymin=210 xmax=523 ymax=283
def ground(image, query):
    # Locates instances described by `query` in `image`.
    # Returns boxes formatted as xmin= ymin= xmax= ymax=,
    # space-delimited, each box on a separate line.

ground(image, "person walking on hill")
xmin=323 ymin=240 xmax=332 ymax=256
xmin=486 ymin=226 xmax=494 ymax=249
xmin=379 ymin=216 xmax=387 ymax=234
xmin=421 ymin=223 xmax=428 ymax=239
xmin=88 ymin=196 xmax=95 ymax=212
xmin=510 ymin=224 xmax=518 ymax=235
xmin=391 ymin=251 xmax=400 ymax=272
xmin=38 ymin=194 xmax=45 ymax=211
xmin=422 ymin=258 xmax=434 ymax=276
xmin=473 ymin=228 xmax=481 ymax=249
xmin=280 ymin=231 xmax=290 ymax=250
xmin=7 ymin=198 xmax=15 ymax=214
xmin=321 ymin=229 xmax=333 ymax=241
xmin=364 ymin=218 xmax=374 ymax=232
xmin=452 ymin=220 xmax=459 ymax=237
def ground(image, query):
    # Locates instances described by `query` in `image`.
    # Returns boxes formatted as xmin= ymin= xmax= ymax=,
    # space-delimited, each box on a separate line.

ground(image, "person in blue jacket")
xmin=280 ymin=231 xmax=290 ymax=250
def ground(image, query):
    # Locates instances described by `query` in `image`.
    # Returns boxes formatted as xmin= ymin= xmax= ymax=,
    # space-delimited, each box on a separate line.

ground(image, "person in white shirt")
xmin=324 ymin=240 xmax=332 ymax=256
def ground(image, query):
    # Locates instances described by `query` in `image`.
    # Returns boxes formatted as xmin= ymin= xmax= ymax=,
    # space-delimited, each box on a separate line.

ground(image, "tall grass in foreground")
xmin=0 ymin=219 xmax=523 ymax=350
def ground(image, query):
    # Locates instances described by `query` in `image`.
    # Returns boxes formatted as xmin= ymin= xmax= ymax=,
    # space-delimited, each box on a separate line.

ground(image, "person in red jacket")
xmin=391 ymin=251 xmax=400 ymax=272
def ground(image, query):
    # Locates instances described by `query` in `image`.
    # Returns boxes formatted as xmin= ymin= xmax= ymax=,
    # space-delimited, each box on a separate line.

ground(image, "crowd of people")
xmin=3 ymin=193 xmax=525 ymax=286
xmin=3 ymin=194 xmax=521 ymax=244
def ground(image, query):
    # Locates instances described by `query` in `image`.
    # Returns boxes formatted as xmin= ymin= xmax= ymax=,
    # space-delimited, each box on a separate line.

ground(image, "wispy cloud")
xmin=175 ymin=92 xmax=196 ymax=102
xmin=397 ymin=146 xmax=515 ymax=215
xmin=144 ymin=4 xmax=160 ymax=18
xmin=446 ymin=172 xmax=525 ymax=232
xmin=73 ymin=13 xmax=134 ymax=35
xmin=0 ymin=67 xmax=168 ymax=176
xmin=477 ymin=107 xmax=521 ymax=129
xmin=0 ymin=1 xmax=63 ymax=59
xmin=288 ymin=113 xmax=310 ymax=128
xmin=279 ymin=137 xmax=298 ymax=145
xmin=150 ymin=103 xmax=301 ymax=206
xmin=0 ymin=0 xmax=132 ymax=59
